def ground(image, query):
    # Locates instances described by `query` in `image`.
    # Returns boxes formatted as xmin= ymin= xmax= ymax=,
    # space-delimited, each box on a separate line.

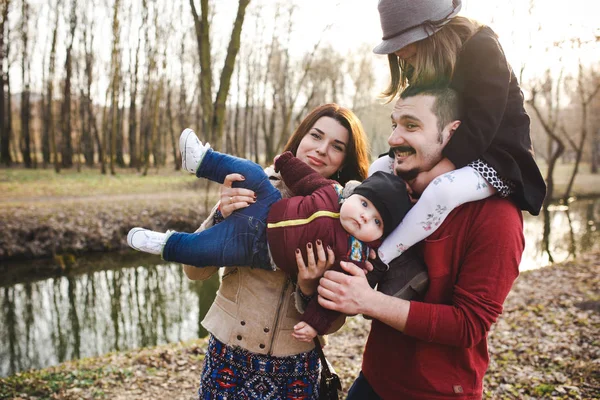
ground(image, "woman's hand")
xmin=296 ymin=240 xmax=335 ymax=297
xmin=219 ymin=173 xmax=256 ymax=218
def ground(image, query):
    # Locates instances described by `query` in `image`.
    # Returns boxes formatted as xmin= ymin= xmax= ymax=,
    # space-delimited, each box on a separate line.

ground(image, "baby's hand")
xmin=292 ymin=321 xmax=318 ymax=342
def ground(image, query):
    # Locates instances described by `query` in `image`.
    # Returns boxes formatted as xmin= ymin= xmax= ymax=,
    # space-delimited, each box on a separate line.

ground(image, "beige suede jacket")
xmin=183 ymin=166 xmax=343 ymax=357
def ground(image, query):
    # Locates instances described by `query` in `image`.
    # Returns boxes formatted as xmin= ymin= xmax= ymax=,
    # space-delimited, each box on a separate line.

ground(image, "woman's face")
xmin=296 ymin=116 xmax=349 ymax=179
xmin=394 ymin=43 xmax=417 ymax=65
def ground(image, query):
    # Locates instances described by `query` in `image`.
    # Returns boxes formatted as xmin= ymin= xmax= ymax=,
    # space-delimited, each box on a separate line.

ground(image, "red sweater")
xmin=362 ymin=197 xmax=523 ymax=399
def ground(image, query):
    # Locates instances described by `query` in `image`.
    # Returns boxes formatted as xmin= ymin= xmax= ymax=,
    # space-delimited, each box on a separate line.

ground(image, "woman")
xmin=183 ymin=103 xmax=370 ymax=399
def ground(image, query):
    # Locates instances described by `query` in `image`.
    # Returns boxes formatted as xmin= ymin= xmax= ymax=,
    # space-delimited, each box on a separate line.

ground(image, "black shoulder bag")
xmin=313 ymin=337 xmax=342 ymax=400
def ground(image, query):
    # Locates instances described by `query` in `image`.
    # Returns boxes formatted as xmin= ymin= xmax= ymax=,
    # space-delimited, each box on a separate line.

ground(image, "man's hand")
xmin=317 ymin=261 xmax=376 ymax=316
xmin=292 ymin=322 xmax=318 ymax=342
xmin=319 ymin=261 xmax=412 ymax=331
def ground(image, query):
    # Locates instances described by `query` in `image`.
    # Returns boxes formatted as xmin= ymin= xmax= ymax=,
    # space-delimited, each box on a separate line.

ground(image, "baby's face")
xmin=339 ymin=194 xmax=384 ymax=242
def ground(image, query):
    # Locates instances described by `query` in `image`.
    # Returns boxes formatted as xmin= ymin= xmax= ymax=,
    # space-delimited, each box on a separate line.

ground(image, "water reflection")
xmin=521 ymin=197 xmax=600 ymax=270
xmin=0 ymin=253 xmax=218 ymax=377
xmin=0 ymin=197 xmax=598 ymax=377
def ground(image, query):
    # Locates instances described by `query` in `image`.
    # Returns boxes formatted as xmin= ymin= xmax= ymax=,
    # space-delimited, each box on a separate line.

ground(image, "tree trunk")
xmin=108 ymin=0 xmax=121 ymax=175
xmin=20 ymin=0 xmax=32 ymax=168
xmin=562 ymin=64 xmax=600 ymax=201
xmin=6 ymin=43 xmax=14 ymax=164
xmin=0 ymin=0 xmax=11 ymax=166
xmin=592 ymin=127 xmax=599 ymax=173
xmin=80 ymin=36 xmax=92 ymax=166
xmin=143 ymin=81 xmax=162 ymax=176
xmin=190 ymin=0 xmax=212 ymax=138
xmin=128 ymin=31 xmax=142 ymax=169
xmin=116 ymin=82 xmax=125 ymax=167
xmin=529 ymin=92 xmax=565 ymax=207
xmin=166 ymin=87 xmax=180 ymax=170
xmin=211 ymin=0 xmax=251 ymax=146
xmin=60 ymin=0 xmax=77 ymax=168
xmin=47 ymin=0 xmax=62 ymax=173
xmin=190 ymin=0 xmax=251 ymax=146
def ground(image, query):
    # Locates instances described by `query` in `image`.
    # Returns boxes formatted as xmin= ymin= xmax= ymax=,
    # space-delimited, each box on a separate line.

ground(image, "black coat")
xmin=444 ymin=26 xmax=546 ymax=215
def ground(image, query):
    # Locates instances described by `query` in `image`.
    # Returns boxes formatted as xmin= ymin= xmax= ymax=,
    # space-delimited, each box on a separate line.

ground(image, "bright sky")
xmin=282 ymin=0 xmax=600 ymax=84
xmin=12 ymin=0 xmax=600 ymax=97
xmin=206 ymin=0 xmax=600 ymax=102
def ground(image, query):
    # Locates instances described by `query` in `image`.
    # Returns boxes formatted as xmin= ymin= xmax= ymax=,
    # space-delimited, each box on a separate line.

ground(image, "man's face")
xmin=388 ymin=94 xmax=454 ymax=181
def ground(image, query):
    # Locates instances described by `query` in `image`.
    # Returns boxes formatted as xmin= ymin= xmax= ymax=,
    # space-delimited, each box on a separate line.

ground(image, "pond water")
xmin=1 ymin=197 xmax=599 ymax=377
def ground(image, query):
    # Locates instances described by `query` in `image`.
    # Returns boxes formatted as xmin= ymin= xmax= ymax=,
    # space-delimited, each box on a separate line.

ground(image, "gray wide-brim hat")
xmin=373 ymin=0 xmax=462 ymax=55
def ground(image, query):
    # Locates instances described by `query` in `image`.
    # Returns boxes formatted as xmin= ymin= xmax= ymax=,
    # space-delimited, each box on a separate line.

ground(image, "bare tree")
xmin=0 ymin=0 xmax=11 ymax=165
xmin=84 ymin=8 xmax=105 ymax=173
xmin=560 ymin=57 xmax=600 ymax=201
xmin=528 ymin=69 xmax=566 ymax=207
xmin=107 ymin=0 xmax=121 ymax=175
xmin=60 ymin=0 xmax=77 ymax=168
xmin=128 ymin=22 xmax=142 ymax=169
xmin=190 ymin=0 xmax=251 ymax=146
xmin=46 ymin=0 xmax=62 ymax=172
xmin=78 ymin=3 xmax=94 ymax=167
xmin=19 ymin=0 xmax=33 ymax=167
xmin=590 ymin=72 xmax=600 ymax=173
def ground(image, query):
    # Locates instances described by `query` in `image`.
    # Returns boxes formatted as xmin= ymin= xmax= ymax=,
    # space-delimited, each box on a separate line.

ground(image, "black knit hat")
xmin=352 ymin=172 xmax=412 ymax=237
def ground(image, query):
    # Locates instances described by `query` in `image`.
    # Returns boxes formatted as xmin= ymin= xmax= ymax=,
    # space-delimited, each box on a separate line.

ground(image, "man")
xmin=318 ymin=86 xmax=525 ymax=399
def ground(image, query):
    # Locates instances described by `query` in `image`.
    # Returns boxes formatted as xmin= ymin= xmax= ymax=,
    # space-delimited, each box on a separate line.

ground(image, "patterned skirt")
xmin=199 ymin=335 xmax=321 ymax=400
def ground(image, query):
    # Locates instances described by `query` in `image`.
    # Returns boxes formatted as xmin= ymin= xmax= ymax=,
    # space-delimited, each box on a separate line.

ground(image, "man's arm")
xmin=403 ymin=200 xmax=522 ymax=347
xmin=319 ymin=200 xmax=523 ymax=347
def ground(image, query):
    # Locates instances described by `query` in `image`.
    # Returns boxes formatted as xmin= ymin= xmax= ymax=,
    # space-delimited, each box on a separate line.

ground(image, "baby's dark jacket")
xmin=267 ymin=151 xmax=374 ymax=335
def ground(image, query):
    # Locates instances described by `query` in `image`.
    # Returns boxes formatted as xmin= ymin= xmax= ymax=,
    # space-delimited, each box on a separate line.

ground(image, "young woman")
xmin=183 ymin=103 xmax=370 ymax=399
xmin=368 ymin=0 xmax=546 ymax=266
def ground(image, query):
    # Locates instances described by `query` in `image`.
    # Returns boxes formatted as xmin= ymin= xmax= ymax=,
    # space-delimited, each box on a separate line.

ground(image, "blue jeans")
xmin=162 ymin=149 xmax=281 ymax=269
xmin=347 ymin=372 xmax=382 ymax=400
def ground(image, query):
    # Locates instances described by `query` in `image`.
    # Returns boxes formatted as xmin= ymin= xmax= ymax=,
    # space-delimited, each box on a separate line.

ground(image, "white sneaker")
xmin=180 ymin=128 xmax=210 ymax=173
xmin=127 ymin=227 xmax=167 ymax=255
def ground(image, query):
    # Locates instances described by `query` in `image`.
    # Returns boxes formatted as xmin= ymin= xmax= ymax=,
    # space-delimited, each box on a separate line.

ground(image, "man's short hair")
xmin=400 ymin=85 xmax=462 ymax=132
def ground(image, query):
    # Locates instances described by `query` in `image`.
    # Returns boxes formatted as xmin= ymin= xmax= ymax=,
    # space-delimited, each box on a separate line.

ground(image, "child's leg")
xmin=163 ymin=151 xmax=281 ymax=268
xmin=377 ymin=166 xmax=495 ymax=264
xmin=181 ymin=128 xmax=274 ymax=199
xmin=162 ymin=215 xmax=263 ymax=268
xmin=197 ymin=149 xmax=280 ymax=204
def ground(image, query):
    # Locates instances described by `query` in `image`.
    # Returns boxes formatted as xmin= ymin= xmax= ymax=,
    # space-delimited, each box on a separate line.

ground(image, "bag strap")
xmin=313 ymin=337 xmax=333 ymax=377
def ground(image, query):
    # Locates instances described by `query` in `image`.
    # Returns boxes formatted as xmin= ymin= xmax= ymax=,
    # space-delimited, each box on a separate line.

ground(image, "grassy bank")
xmin=0 ymin=166 xmax=223 ymax=261
xmin=2 ymin=161 xmax=600 ymax=202
xmin=1 ymin=252 xmax=598 ymax=399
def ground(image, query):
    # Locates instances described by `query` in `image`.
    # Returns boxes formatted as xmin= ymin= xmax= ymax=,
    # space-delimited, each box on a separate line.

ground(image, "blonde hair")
xmin=383 ymin=16 xmax=481 ymax=102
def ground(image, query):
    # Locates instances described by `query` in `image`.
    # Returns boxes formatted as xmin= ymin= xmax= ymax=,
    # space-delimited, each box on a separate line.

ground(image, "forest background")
xmin=0 ymin=0 xmax=599 ymax=194
xmin=0 ymin=1 xmax=599 ymax=399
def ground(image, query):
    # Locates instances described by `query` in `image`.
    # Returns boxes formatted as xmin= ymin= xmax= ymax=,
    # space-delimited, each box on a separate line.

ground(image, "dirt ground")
xmin=1 ymin=252 xmax=598 ymax=400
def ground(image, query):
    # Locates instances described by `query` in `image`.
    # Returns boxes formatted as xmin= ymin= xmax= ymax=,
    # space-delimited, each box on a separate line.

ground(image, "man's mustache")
xmin=388 ymin=146 xmax=415 ymax=158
